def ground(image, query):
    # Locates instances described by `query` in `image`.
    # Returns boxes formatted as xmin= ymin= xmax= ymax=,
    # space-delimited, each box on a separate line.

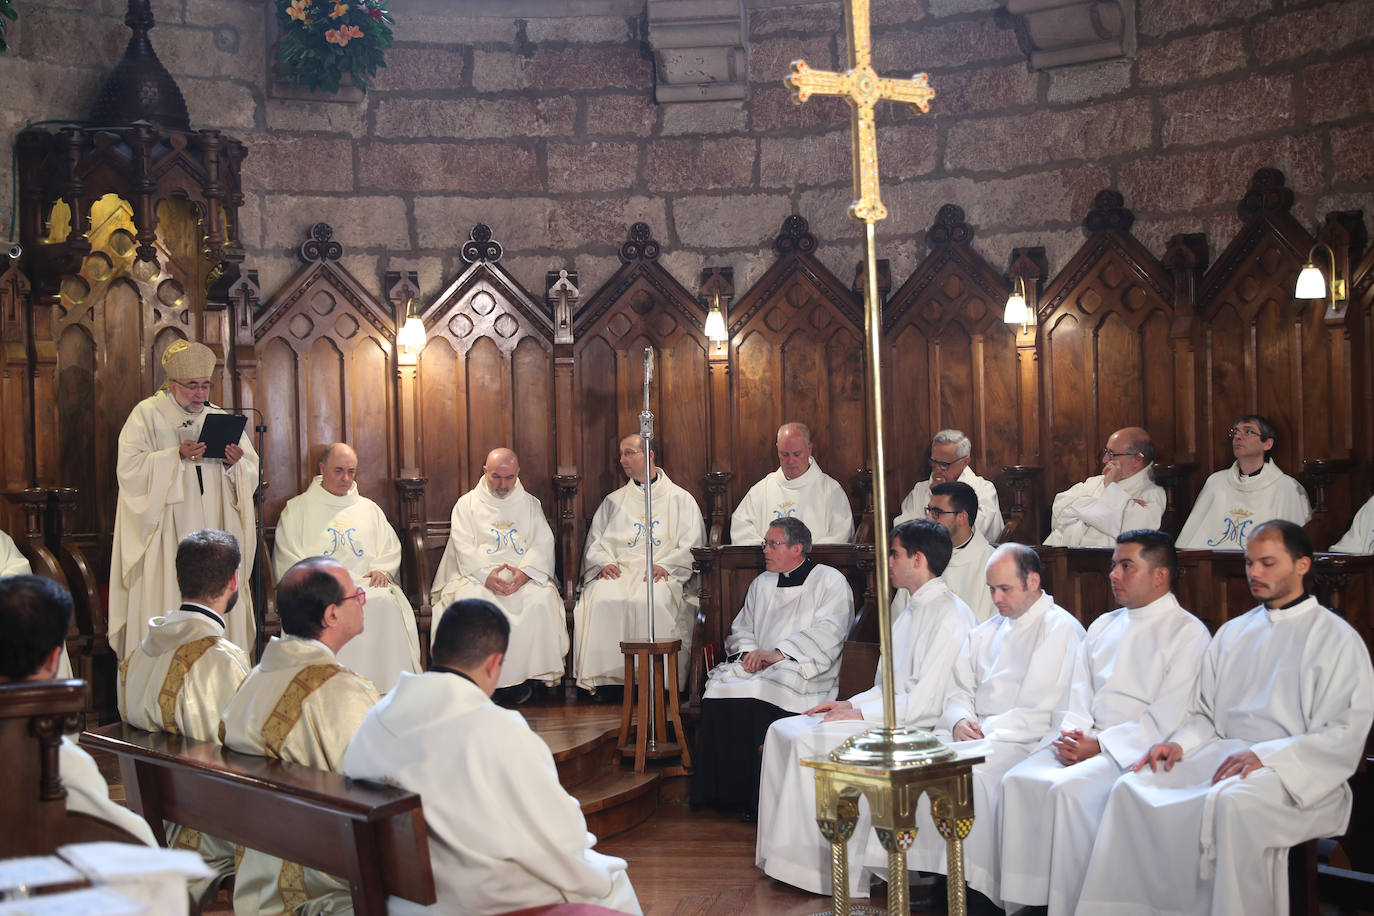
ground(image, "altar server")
xmin=731 ymin=422 xmax=854 ymax=545
xmin=895 ymin=481 xmax=995 ymax=622
xmin=896 ymin=429 xmax=1004 ymax=543
xmin=1045 ymin=427 xmax=1165 ymax=547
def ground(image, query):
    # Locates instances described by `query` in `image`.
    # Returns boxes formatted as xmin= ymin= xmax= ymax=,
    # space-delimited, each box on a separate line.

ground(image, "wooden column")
xmin=548 ymin=269 xmax=581 ymax=605
xmin=1008 ymin=247 xmax=1046 ymax=542
xmin=700 ymin=267 xmax=734 ymax=544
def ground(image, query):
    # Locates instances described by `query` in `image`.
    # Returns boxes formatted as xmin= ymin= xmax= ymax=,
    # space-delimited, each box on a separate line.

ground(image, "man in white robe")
xmin=1077 ymin=520 xmax=1374 ymax=916
xmin=1177 ymin=414 xmax=1312 ymax=550
xmin=274 ymin=442 xmax=421 ymax=692
xmin=756 ymin=519 xmax=976 ymax=896
xmin=0 ymin=575 xmax=157 ymax=846
xmin=869 ymin=543 xmax=1085 ymax=907
xmin=222 ymin=557 xmax=380 ymax=916
xmin=343 ymin=598 xmax=642 ymax=916
xmin=1 ymin=529 xmax=31 ymax=577
xmin=896 ymin=429 xmax=1004 ymax=543
xmin=109 ymin=340 xmax=258 ymax=658
xmin=896 ymin=481 xmax=996 ymax=622
xmin=731 ymin=422 xmax=854 ymax=545
xmin=998 ymin=530 xmax=1210 ymax=915
xmin=1045 ymin=427 xmax=1165 ymax=547
xmin=572 ymin=435 xmax=704 ymax=693
xmin=1330 ymin=492 xmax=1374 ymax=553
xmin=430 ymin=448 xmax=568 ymax=702
xmin=691 ymin=517 xmax=855 ymax=817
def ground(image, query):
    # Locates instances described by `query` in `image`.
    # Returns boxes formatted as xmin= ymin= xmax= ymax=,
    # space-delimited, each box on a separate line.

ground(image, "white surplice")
xmin=1075 ymin=597 xmax=1374 ymax=916
xmin=109 ymin=391 xmax=258 ymax=659
xmin=702 ymin=562 xmax=854 ymax=712
xmin=221 ymin=636 xmax=380 ymax=916
xmin=274 ymin=477 xmax=421 ymax=693
xmin=430 ymin=477 xmax=568 ymax=687
xmin=0 ymin=529 xmax=31 ymax=577
xmin=730 ymin=458 xmax=854 ymax=545
xmin=756 ymin=578 xmax=976 ymax=896
xmin=998 ymin=592 xmax=1210 ymax=914
xmin=1044 ymin=464 xmax=1165 ymax=548
xmin=571 ymin=471 xmax=704 ymax=691
xmin=863 ymin=593 xmax=1086 ymax=904
xmin=60 ymin=737 xmax=158 ymax=845
xmin=1331 ymin=493 xmax=1374 ymax=554
xmin=896 ymin=466 xmax=1005 ymax=543
xmin=895 ymin=530 xmax=996 ymax=624
xmin=342 ymin=672 xmax=642 ymax=916
xmin=1176 ymin=461 xmax=1312 ymax=551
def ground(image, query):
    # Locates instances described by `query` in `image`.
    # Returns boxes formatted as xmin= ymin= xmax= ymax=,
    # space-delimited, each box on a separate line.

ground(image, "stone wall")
xmin=1 ymin=0 xmax=1371 ymax=305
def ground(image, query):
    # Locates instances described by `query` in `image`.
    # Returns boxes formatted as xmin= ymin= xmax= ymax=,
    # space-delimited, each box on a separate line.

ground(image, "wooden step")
xmin=522 ymin=704 xmax=622 ymax=789
xmin=573 ymin=766 xmax=661 ymax=840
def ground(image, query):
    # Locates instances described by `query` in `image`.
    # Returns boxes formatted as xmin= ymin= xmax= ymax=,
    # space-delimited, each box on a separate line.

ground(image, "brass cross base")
xmin=617 ymin=639 xmax=689 ymax=773
xmin=804 ymin=745 xmax=983 ymax=916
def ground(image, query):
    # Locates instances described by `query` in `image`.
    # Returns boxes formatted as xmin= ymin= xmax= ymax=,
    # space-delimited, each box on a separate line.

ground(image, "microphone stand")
xmin=235 ymin=405 xmax=269 ymax=652
xmin=640 ymin=347 xmax=656 ymax=749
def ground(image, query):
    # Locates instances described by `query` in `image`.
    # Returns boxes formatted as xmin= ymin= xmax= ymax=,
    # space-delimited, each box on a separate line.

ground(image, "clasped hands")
xmin=595 ymin=563 xmax=669 ymax=582
xmin=484 ymin=564 xmax=531 ymax=596
xmin=179 ymin=439 xmax=243 ymax=468
xmin=1132 ymin=742 xmax=1263 ymax=784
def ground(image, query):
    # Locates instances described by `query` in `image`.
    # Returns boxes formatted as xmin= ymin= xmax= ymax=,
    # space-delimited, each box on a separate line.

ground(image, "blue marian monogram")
xmin=325 ymin=525 xmax=365 ymax=558
xmin=1206 ymin=514 xmax=1254 ymax=548
xmin=627 ymin=518 xmax=662 ymax=548
xmin=485 ymin=525 xmax=526 ymax=556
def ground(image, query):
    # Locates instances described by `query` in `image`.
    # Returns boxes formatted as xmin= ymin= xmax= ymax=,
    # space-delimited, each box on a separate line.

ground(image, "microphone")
xmin=236 ymin=405 xmax=269 ymax=435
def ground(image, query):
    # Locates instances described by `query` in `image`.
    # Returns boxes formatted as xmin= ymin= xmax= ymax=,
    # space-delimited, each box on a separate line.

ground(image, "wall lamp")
xmin=704 ymin=293 xmax=729 ymax=346
xmin=1003 ymin=276 xmax=1032 ymax=330
xmin=1294 ymin=243 xmax=1346 ymax=313
xmin=397 ymin=297 xmax=427 ymax=352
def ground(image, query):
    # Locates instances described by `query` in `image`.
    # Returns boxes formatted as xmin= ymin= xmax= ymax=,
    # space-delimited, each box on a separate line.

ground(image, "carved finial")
xmin=88 ymin=0 xmax=190 ymax=131
xmin=1237 ymin=168 xmax=1294 ymax=221
xmin=1162 ymin=233 xmax=1208 ymax=270
xmin=547 ymin=269 xmax=579 ymax=346
xmin=928 ymin=204 xmax=973 ymax=247
xmin=619 ymin=222 xmax=661 ymax=263
xmin=1084 ymin=190 xmax=1134 ymax=234
xmin=300 ymin=223 xmax=342 ymax=263
xmin=775 ymin=215 xmax=816 ymax=254
xmin=461 ymin=224 xmax=503 ymax=263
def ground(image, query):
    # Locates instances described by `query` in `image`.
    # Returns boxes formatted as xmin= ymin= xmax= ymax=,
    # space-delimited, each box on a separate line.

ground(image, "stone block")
xmin=585 ymin=94 xmax=660 ymax=137
xmin=873 ymin=17 xmax=1022 ymax=71
xmin=568 ymin=253 xmax=623 ymax=304
xmin=261 ymin=194 xmax=410 ymax=251
xmin=180 ymin=76 xmax=258 ymax=130
xmin=749 ymin=35 xmax=835 ymax=84
xmin=1118 ymin=136 xmax=1324 ymax=214
xmin=1304 ymin=56 xmax=1374 ymax=125
xmin=928 ymin=0 xmax=1003 ymax=15
xmin=547 ymin=141 xmax=641 ymax=193
xmin=373 ymin=47 xmax=467 ymax=92
xmin=358 ymin=142 xmax=540 ymax=193
xmin=472 ymin=50 xmax=523 ymax=92
xmin=751 ymin=85 xmax=852 ymax=133
xmin=151 ymin=21 xmax=264 ymax=81
xmin=374 ymin=97 xmax=577 ymax=140
xmin=973 ymin=227 xmax=1083 ymax=280
xmin=871 ymin=0 xmax=930 ymax=27
xmin=672 ymin=193 xmax=793 ymax=248
xmin=1137 ymin=29 xmax=1247 ymax=87
xmin=265 ymin=99 xmax=370 ymax=137
xmin=660 ymin=101 xmax=748 ymax=136
xmin=1137 ymin=0 xmax=1270 ymax=39
xmin=525 ymin=46 xmax=652 ymax=91
xmin=413 ymin=197 xmax=555 ymax=251
xmin=644 ymin=137 xmax=756 ymax=191
xmin=1161 ymin=75 xmax=1293 ymax=147
xmin=1251 ymin=1 xmax=1373 ymax=64
xmin=1045 ymin=59 xmax=1133 ymax=105
xmin=933 ymin=63 xmax=1041 ymax=115
xmin=1128 ymin=215 xmax=1202 ymax=261
xmin=749 ymin=3 xmax=844 ymax=37
xmin=796 ymin=185 xmax=864 ymax=242
xmin=241 ymin=135 xmax=356 ymax=193
xmin=20 ymin=6 xmax=126 ymax=66
xmin=545 ymin=196 xmax=670 ymax=251
xmin=1329 ymin=122 xmax=1374 ymax=186
xmin=759 ymin=129 xmax=852 ymax=189
xmin=528 ymin=14 xmax=637 ymax=44
xmin=945 ymin=98 xmax=1153 ymax=171
xmin=392 ymin=14 xmax=517 ymax=45
xmin=877 ymin=122 xmax=941 ymax=180
xmin=0 ymin=58 xmax=103 ymax=120
xmin=235 ymin=190 xmax=264 ymax=249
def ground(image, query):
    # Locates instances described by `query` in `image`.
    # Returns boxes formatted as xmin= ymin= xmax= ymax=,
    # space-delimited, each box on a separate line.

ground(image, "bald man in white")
xmin=1045 ymin=427 xmax=1165 ymax=548
xmin=731 ymin=422 xmax=854 ymax=545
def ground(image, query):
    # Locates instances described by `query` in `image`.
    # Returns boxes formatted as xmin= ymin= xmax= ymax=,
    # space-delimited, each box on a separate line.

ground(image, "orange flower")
xmin=329 ymin=2 xmax=349 ymax=18
xmin=286 ymin=0 xmax=312 ymax=23
xmin=325 ymin=23 xmax=364 ymax=46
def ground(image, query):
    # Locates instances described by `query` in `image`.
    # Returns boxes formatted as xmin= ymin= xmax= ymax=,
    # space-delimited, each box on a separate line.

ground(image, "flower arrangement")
xmin=276 ymin=0 xmax=393 ymax=94
xmin=0 ymin=0 xmax=17 ymax=53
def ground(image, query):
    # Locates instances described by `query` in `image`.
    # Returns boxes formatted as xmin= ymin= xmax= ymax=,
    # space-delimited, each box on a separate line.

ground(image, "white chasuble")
xmin=430 ymin=477 xmax=568 ymax=686
xmin=895 ymin=530 xmax=996 ymax=624
xmin=342 ymin=672 xmax=642 ymax=916
xmin=756 ymin=578 xmax=975 ymax=896
xmin=60 ymin=737 xmax=158 ymax=846
xmin=896 ymin=466 xmax=1005 ymax=543
xmin=730 ymin=458 xmax=854 ymax=545
xmin=1331 ymin=493 xmax=1374 ymax=553
xmin=703 ymin=562 xmax=854 ymax=713
xmin=109 ymin=390 xmax=258 ymax=659
xmin=1076 ymin=597 xmax=1374 ymax=916
xmin=572 ymin=471 xmax=704 ymax=691
xmin=1176 ymin=460 xmax=1311 ymax=551
xmin=221 ymin=636 xmax=380 ymax=916
xmin=1044 ymin=464 xmax=1165 ymax=548
xmin=0 ymin=529 xmax=31 ymax=577
xmin=998 ymin=592 xmax=1210 ymax=914
xmin=274 ymin=477 xmax=421 ymax=692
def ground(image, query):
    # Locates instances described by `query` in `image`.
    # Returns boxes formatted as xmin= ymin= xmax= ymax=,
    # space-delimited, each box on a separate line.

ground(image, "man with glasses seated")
xmin=1045 ymin=427 xmax=1165 ymax=547
xmin=1177 ymin=414 xmax=1311 ymax=550
xmin=899 ymin=481 xmax=996 ymax=622
xmin=109 ymin=340 xmax=259 ymax=659
xmin=896 ymin=429 xmax=1004 ymax=543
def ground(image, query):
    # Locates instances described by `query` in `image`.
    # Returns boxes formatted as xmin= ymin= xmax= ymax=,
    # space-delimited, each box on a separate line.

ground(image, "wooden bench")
xmin=80 ymin=723 xmax=436 ymax=915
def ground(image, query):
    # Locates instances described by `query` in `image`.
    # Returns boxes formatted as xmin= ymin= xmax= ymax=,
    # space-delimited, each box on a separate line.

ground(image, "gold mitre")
xmin=162 ymin=340 xmax=216 ymax=380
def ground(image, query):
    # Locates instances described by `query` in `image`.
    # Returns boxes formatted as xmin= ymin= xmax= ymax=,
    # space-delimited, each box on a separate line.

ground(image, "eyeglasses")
xmin=172 ymin=379 xmax=213 ymax=393
xmin=763 ymin=539 xmax=791 ymax=549
xmin=929 ymin=457 xmax=965 ymax=470
xmin=341 ymin=587 xmax=367 ymax=607
xmin=1101 ymin=448 xmax=1141 ymax=461
xmin=1228 ymin=427 xmax=1263 ymax=439
xmin=924 ymin=506 xmax=959 ymax=518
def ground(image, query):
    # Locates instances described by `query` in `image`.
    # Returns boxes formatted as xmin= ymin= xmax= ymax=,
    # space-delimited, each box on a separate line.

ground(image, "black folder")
xmin=198 ymin=413 xmax=248 ymax=460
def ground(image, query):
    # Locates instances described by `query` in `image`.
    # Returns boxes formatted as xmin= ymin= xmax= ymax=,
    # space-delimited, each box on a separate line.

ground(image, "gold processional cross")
xmin=787 ymin=6 xmax=981 ymax=916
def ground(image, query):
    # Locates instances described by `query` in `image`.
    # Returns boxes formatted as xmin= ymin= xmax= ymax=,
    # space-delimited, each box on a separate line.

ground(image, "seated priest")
xmin=274 ymin=442 xmax=421 ymax=692
xmin=119 ymin=528 xmax=252 ymax=893
xmin=1177 ymin=414 xmax=1311 ymax=550
xmin=0 ymin=575 xmax=157 ymax=846
xmin=1 ymin=528 xmax=31 ymax=577
xmin=1077 ymin=520 xmax=1374 ymax=915
xmin=997 ymin=529 xmax=1210 ymax=915
xmin=755 ymin=519 xmax=975 ymax=896
xmin=572 ymin=434 xmax=704 ymax=697
xmin=221 ymin=556 xmax=381 ymax=916
xmin=866 ymin=543 xmax=1085 ymax=909
xmin=895 ymin=429 xmax=1004 ymax=542
xmin=1330 ymin=492 xmax=1374 ymax=553
xmin=343 ymin=598 xmax=643 ymax=915
xmin=895 ymin=481 xmax=995 ymax=622
xmin=430 ymin=447 xmax=568 ymax=705
xmin=1044 ymin=427 xmax=1165 ymax=547
xmin=730 ymin=422 xmax=854 ymax=545
xmin=109 ymin=340 xmax=258 ymax=659
xmin=691 ymin=517 xmax=855 ymax=820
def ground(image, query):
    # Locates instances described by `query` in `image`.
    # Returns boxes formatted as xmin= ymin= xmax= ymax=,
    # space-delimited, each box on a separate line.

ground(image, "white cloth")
xmin=342 ymin=672 xmax=642 ymax=916
xmin=274 ymin=477 xmax=421 ymax=693
xmin=702 ymin=562 xmax=854 ymax=712
xmin=108 ymin=390 xmax=258 ymax=659
xmin=756 ymin=578 xmax=976 ymax=896
xmin=60 ymin=737 xmax=158 ymax=846
xmin=1044 ymin=464 xmax=1165 ymax=547
xmin=896 ymin=466 xmax=1004 ymax=543
xmin=1176 ymin=461 xmax=1312 ymax=551
xmin=430 ymin=477 xmax=568 ymax=687
xmin=894 ymin=530 xmax=996 ymax=624
xmin=730 ymin=458 xmax=854 ymax=545
xmin=572 ymin=471 xmax=704 ymax=690
xmin=998 ymin=592 xmax=1211 ymax=913
xmin=0 ymin=529 xmax=31 ymax=577
xmin=864 ymin=594 xmax=1086 ymax=904
xmin=1331 ymin=493 xmax=1374 ymax=553
xmin=1076 ymin=596 xmax=1374 ymax=916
